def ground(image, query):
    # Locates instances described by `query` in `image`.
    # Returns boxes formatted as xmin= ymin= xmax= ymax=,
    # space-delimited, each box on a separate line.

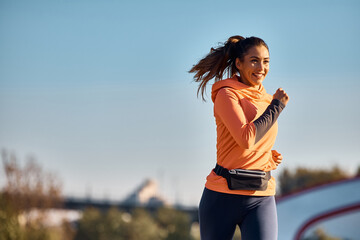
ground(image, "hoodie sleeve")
xmin=253 ymin=99 xmax=285 ymax=144
xmin=214 ymin=88 xmax=256 ymax=149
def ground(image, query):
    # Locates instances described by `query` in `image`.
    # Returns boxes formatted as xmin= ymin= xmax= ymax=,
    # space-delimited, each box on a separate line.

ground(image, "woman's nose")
xmin=257 ymin=62 xmax=265 ymax=71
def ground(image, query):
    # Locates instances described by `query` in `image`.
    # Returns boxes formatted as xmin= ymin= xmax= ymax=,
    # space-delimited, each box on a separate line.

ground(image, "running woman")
xmin=190 ymin=36 xmax=289 ymax=240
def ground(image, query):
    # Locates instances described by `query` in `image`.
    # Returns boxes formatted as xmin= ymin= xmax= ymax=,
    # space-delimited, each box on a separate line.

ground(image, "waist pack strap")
xmin=213 ymin=164 xmax=271 ymax=179
xmin=213 ymin=164 xmax=230 ymax=178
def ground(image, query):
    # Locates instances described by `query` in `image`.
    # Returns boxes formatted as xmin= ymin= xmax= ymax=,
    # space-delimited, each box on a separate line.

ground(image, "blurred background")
xmin=1 ymin=0 xmax=359 ymax=239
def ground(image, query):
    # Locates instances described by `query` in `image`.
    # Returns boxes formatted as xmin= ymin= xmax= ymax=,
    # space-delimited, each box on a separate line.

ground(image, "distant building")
xmin=122 ymin=179 xmax=168 ymax=207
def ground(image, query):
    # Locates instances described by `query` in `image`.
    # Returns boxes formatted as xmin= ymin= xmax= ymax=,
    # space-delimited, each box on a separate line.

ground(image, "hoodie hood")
xmin=211 ymin=75 xmax=269 ymax=103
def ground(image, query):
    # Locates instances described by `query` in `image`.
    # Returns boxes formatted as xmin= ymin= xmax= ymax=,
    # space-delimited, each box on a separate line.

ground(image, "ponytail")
xmin=189 ymin=35 xmax=268 ymax=101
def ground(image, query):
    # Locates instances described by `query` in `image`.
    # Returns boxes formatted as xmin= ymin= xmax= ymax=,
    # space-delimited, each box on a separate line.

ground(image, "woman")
xmin=189 ymin=36 xmax=289 ymax=240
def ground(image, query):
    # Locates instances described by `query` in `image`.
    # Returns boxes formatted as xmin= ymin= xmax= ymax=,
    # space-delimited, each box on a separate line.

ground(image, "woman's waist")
xmin=205 ymin=173 xmax=276 ymax=196
xmin=217 ymin=148 xmax=272 ymax=170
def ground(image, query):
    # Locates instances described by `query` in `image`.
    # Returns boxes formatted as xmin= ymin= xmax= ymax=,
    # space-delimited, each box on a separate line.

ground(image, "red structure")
xmin=276 ymin=177 xmax=360 ymax=240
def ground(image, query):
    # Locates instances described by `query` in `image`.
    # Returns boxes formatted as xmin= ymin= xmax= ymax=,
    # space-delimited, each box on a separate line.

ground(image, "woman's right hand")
xmin=273 ymin=88 xmax=289 ymax=106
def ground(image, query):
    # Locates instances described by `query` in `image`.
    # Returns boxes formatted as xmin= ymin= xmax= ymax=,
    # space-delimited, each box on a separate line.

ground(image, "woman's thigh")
xmin=239 ymin=196 xmax=278 ymax=240
xmin=199 ymin=188 xmax=238 ymax=240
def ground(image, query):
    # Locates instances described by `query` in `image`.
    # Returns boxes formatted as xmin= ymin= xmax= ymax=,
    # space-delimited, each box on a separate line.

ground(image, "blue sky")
xmin=1 ymin=0 xmax=359 ymax=206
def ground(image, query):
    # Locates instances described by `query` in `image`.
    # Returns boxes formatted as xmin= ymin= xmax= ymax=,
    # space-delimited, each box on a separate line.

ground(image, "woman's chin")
xmin=251 ymin=78 xmax=264 ymax=87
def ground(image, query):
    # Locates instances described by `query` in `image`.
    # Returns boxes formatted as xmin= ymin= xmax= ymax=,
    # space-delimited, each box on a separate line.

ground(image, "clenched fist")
xmin=273 ymin=88 xmax=289 ymax=106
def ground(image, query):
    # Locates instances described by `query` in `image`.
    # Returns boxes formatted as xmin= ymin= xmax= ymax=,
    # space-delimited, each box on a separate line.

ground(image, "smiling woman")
xmin=189 ymin=36 xmax=289 ymax=240
xmin=235 ymin=45 xmax=270 ymax=87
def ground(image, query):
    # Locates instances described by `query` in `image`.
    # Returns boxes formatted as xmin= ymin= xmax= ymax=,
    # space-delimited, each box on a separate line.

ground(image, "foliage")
xmin=233 ymin=226 xmax=241 ymax=239
xmin=302 ymin=228 xmax=342 ymax=240
xmin=0 ymin=197 xmax=23 ymax=240
xmin=0 ymin=150 xmax=65 ymax=240
xmin=74 ymin=206 xmax=195 ymax=240
xmin=356 ymin=166 xmax=360 ymax=177
xmin=155 ymin=207 xmax=193 ymax=240
xmin=1 ymin=150 xmax=63 ymax=212
xmin=0 ymin=150 xmax=196 ymax=240
xmin=278 ymin=166 xmax=349 ymax=196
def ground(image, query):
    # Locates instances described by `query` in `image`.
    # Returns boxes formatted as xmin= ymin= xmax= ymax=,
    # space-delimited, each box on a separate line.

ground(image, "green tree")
xmin=125 ymin=208 xmax=161 ymax=240
xmin=155 ymin=207 xmax=193 ymax=240
xmin=356 ymin=165 xmax=360 ymax=177
xmin=0 ymin=150 xmax=64 ymax=240
xmin=74 ymin=206 xmax=197 ymax=240
xmin=74 ymin=207 xmax=104 ymax=240
xmin=302 ymin=228 xmax=341 ymax=240
xmin=74 ymin=207 xmax=162 ymax=240
xmin=278 ymin=166 xmax=349 ymax=196
xmin=233 ymin=226 xmax=241 ymax=240
xmin=102 ymin=207 xmax=127 ymax=239
xmin=0 ymin=194 xmax=22 ymax=240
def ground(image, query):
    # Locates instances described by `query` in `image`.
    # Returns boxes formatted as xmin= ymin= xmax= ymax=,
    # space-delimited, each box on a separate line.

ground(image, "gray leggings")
xmin=199 ymin=188 xmax=278 ymax=240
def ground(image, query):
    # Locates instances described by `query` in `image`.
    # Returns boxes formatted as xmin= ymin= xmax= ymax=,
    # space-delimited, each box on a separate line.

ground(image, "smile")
xmin=253 ymin=73 xmax=264 ymax=78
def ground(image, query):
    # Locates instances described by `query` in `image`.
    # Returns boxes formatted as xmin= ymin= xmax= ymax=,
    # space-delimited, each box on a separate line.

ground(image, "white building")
xmin=122 ymin=179 xmax=168 ymax=207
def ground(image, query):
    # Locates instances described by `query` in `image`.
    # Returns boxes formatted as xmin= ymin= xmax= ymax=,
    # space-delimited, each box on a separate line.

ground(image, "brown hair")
xmin=189 ymin=35 xmax=269 ymax=100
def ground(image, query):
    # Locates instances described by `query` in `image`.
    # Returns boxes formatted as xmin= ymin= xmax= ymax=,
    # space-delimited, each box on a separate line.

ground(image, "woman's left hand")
xmin=271 ymin=150 xmax=283 ymax=166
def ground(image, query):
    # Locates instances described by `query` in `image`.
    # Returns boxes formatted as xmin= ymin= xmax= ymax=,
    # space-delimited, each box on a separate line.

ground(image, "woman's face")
xmin=235 ymin=45 xmax=269 ymax=88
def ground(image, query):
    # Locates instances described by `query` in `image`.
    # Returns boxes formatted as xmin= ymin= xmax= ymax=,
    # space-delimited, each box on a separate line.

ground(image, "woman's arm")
xmin=254 ymin=88 xmax=288 ymax=143
xmin=253 ymin=99 xmax=285 ymax=144
xmin=214 ymin=88 xmax=257 ymax=149
xmin=214 ymin=88 xmax=286 ymax=149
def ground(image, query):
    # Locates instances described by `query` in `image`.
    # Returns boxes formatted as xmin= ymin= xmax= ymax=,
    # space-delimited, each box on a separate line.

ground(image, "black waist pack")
xmin=213 ymin=164 xmax=271 ymax=191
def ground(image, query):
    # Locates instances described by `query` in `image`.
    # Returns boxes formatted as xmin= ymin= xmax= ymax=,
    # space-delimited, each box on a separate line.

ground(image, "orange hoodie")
xmin=205 ymin=75 xmax=279 ymax=196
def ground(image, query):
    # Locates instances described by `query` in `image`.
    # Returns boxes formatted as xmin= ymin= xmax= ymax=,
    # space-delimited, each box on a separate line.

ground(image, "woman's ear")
xmin=235 ymin=58 xmax=242 ymax=71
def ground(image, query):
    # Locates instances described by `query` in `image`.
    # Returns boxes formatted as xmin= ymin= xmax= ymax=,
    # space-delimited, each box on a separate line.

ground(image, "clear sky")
xmin=1 ymin=0 xmax=359 ymax=206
